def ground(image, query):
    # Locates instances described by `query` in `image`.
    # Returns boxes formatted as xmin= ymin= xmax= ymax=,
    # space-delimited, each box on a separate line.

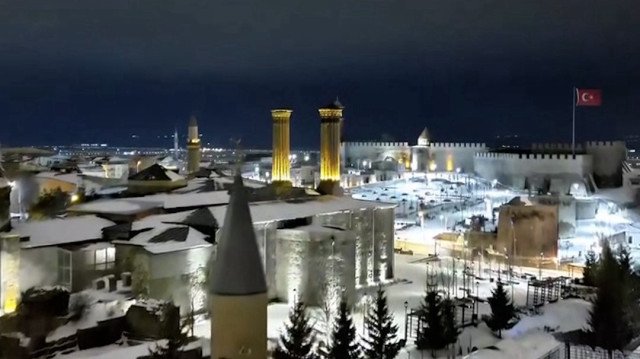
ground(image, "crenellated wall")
xmin=414 ymin=142 xmax=488 ymax=173
xmin=474 ymin=152 xmax=593 ymax=189
xmin=584 ymin=141 xmax=627 ymax=188
xmin=341 ymin=142 xmax=411 ymax=169
xmin=528 ymin=141 xmax=627 ymax=188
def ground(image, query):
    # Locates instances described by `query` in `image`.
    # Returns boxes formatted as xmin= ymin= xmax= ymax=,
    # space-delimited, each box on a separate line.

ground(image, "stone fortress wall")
xmin=341 ymin=141 xmax=411 ymax=168
xmin=340 ymin=129 xmax=626 ymax=190
xmin=473 ymin=152 xmax=593 ymax=189
xmin=424 ymin=142 xmax=487 ymax=173
xmin=585 ymin=141 xmax=627 ymax=187
xmin=529 ymin=141 xmax=627 ymax=188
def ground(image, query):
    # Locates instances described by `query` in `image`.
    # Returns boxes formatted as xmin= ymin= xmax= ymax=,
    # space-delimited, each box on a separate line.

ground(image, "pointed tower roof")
xmin=322 ymin=97 xmax=344 ymax=110
xmin=189 ymin=116 xmax=198 ymax=127
xmin=417 ymin=127 xmax=430 ymax=145
xmin=209 ymin=174 xmax=267 ymax=295
xmin=419 ymin=127 xmax=429 ymax=141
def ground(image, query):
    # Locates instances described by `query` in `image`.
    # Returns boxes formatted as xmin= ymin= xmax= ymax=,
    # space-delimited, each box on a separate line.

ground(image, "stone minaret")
xmin=186 ymin=116 xmax=201 ymax=175
xmin=317 ymin=99 xmax=344 ymax=195
xmin=209 ymin=174 xmax=267 ymax=359
xmin=173 ymin=127 xmax=179 ymax=161
xmin=271 ymin=109 xmax=292 ymax=185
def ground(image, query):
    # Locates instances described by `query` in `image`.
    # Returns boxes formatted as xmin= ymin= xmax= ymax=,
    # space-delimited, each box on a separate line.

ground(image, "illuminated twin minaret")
xmin=317 ymin=99 xmax=344 ymax=195
xmin=186 ymin=116 xmax=201 ymax=175
xmin=271 ymin=109 xmax=292 ymax=185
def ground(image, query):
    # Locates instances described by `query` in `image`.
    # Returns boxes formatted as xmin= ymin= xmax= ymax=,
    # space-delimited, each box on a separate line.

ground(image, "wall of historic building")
xmin=341 ymin=142 xmax=411 ymax=169
xmin=496 ymin=201 xmax=559 ymax=259
xmin=274 ymin=226 xmax=356 ymax=306
xmin=474 ymin=152 xmax=593 ymax=189
xmin=424 ymin=142 xmax=487 ymax=173
xmin=585 ymin=141 xmax=627 ymax=188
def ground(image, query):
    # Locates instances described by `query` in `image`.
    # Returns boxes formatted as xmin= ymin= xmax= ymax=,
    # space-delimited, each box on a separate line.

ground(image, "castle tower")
xmin=186 ymin=116 xmax=201 ymax=175
xmin=271 ymin=109 xmax=292 ymax=184
xmin=417 ymin=127 xmax=430 ymax=146
xmin=317 ymin=99 xmax=344 ymax=195
xmin=209 ymin=174 xmax=267 ymax=359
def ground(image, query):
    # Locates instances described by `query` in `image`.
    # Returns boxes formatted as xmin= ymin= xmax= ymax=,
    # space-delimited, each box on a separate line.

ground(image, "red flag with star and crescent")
xmin=576 ymin=88 xmax=602 ymax=106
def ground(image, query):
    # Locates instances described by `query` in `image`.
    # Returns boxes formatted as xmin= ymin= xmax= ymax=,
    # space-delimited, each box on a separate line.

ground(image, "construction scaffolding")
xmin=526 ymin=277 xmax=563 ymax=308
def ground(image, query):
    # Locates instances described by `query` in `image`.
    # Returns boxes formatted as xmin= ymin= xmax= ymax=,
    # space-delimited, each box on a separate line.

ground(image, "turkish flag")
xmin=576 ymin=89 xmax=602 ymax=106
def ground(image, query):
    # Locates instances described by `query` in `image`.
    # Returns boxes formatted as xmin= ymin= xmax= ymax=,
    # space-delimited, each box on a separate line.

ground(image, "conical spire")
xmin=418 ymin=127 xmax=430 ymax=145
xmin=189 ymin=116 xmax=198 ymax=127
xmin=209 ymin=174 xmax=267 ymax=295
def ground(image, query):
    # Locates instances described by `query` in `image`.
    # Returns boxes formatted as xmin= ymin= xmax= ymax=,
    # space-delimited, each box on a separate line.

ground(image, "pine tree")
xmin=583 ymin=250 xmax=599 ymax=286
xmin=485 ymin=281 xmax=516 ymax=338
xmin=274 ymin=301 xmax=318 ymax=359
xmin=587 ymin=242 xmax=633 ymax=352
xmin=326 ymin=300 xmax=361 ymax=359
xmin=148 ymin=304 xmax=189 ymax=359
xmin=617 ymin=245 xmax=640 ymax=338
xmin=363 ymin=287 xmax=403 ymax=359
xmin=441 ymin=298 xmax=460 ymax=353
xmin=415 ymin=290 xmax=445 ymax=354
xmin=617 ymin=244 xmax=632 ymax=279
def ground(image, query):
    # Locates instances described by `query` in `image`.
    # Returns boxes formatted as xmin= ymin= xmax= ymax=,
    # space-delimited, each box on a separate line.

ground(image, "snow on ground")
xmin=57 ymin=342 xmax=155 ymax=359
xmin=192 ymin=252 xmax=590 ymax=359
xmin=464 ymin=333 xmax=561 ymax=359
xmin=48 ymin=291 xmax=131 ymax=342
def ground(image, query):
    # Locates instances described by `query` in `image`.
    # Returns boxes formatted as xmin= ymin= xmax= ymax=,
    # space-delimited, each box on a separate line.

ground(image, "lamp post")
xmin=539 ymin=252 xmax=543 ymax=279
xmin=404 ymin=300 xmax=409 ymax=342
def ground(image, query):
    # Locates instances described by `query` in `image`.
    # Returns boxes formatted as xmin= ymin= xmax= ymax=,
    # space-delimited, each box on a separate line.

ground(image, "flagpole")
xmin=572 ymin=87 xmax=576 ymax=156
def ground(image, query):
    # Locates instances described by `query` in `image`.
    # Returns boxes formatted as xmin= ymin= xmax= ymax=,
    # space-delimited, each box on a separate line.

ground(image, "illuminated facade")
xmin=271 ymin=109 xmax=292 ymax=184
xmin=318 ymin=99 xmax=344 ymax=194
xmin=0 ymin=235 xmax=20 ymax=314
xmin=186 ymin=116 xmax=201 ymax=175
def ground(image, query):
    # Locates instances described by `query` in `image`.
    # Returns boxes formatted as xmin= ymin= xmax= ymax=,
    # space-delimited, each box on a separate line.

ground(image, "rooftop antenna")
xmin=230 ymin=137 xmax=245 ymax=175
xmin=173 ymin=127 xmax=179 ymax=161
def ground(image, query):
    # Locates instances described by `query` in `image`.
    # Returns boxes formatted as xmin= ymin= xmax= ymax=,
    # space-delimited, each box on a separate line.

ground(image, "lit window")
xmin=57 ymin=249 xmax=72 ymax=289
xmin=91 ymin=247 xmax=116 ymax=271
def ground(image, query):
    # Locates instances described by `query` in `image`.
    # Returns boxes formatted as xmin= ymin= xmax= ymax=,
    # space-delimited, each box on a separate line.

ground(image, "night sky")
xmin=1 ymin=0 xmax=639 ymax=149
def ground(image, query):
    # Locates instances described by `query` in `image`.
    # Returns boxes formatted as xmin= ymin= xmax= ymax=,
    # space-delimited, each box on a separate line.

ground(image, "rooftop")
xmin=9 ymin=215 xmax=115 ymax=249
xmin=118 ymin=224 xmax=211 ymax=254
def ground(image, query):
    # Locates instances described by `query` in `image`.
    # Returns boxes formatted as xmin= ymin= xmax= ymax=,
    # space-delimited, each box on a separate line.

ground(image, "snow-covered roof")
xmin=209 ymin=194 xmax=395 ymax=225
xmin=118 ymin=224 xmax=211 ymax=254
xmin=132 ymin=211 xmax=191 ymax=231
xmin=70 ymin=199 xmax=162 ymax=215
xmin=464 ymin=333 xmax=560 ymax=359
xmin=70 ymin=190 xmax=229 ymax=215
xmin=164 ymin=169 xmax=184 ymax=182
xmin=141 ymin=191 xmax=229 ymax=210
xmin=10 ymin=215 xmax=115 ymax=249
xmin=214 ymin=175 xmax=266 ymax=188
xmin=35 ymin=171 xmax=80 ymax=185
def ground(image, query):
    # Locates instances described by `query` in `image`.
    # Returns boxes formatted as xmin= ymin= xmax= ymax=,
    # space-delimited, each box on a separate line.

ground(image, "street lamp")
xmin=403 ymin=300 xmax=409 ymax=342
xmin=538 ymin=252 xmax=544 ymax=279
xmin=418 ymin=210 xmax=426 ymax=245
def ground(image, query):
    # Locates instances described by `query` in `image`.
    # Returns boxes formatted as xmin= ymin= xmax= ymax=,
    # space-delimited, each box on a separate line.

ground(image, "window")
xmin=87 ymin=247 xmax=116 ymax=271
xmin=57 ymin=249 xmax=72 ymax=289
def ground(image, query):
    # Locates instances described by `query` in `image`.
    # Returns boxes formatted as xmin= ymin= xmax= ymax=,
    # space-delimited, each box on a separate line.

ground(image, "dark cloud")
xmin=1 ymin=0 xmax=639 ymax=147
